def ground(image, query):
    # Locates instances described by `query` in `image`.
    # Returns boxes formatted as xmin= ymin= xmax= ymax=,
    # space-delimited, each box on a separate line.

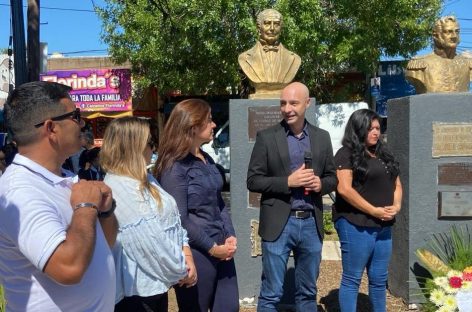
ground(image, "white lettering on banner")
xmin=101 ymin=94 xmax=121 ymax=101
xmin=42 ymin=74 xmax=108 ymax=90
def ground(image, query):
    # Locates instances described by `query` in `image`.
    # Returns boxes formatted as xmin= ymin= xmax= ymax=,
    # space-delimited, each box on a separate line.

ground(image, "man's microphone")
xmin=304 ymin=151 xmax=312 ymax=196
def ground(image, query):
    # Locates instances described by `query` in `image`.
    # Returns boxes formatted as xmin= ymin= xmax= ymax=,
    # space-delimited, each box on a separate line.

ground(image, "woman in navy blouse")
xmin=156 ymin=99 xmax=239 ymax=312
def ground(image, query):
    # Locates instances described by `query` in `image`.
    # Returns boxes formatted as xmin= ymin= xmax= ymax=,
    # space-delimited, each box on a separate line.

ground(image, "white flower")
xmin=444 ymin=285 xmax=460 ymax=294
xmin=447 ymin=270 xmax=462 ymax=279
xmin=430 ymin=288 xmax=445 ymax=306
xmin=443 ymin=295 xmax=457 ymax=310
xmin=435 ymin=276 xmax=449 ymax=289
xmin=436 ymin=305 xmax=455 ymax=312
xmin=461 ymin=281 xmax=472 ymax=291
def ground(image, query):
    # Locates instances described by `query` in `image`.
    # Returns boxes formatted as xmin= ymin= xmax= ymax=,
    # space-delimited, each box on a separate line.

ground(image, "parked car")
xmin=201 ymin=121 xmax=230 ymax=186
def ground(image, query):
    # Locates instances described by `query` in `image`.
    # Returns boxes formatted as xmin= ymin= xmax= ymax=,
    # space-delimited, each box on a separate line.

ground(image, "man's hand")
xmin=70 ymin=180 xmax=102 ymax=210
xmin=70 ymin=181 xmax=113 ymax=213
xmin=288 ymin=164 xmax=321 ymax=192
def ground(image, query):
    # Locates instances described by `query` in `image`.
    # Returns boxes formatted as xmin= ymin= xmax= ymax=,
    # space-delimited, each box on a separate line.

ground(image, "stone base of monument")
xmin=387 ymin=93 xmax=472 ymax=304
xmin=229 ymin=99 xmax=316 ymax=305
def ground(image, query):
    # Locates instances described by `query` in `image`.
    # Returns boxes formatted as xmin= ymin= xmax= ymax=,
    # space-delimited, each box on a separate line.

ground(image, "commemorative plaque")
xmin=432 ymin=123 xmax=472 ymax=157
xmin=438 ymin=192 xmax=472 ymax=218
xmin=248 ymin=106 xmax=281 ymax=142
xmin=437 ymin=163 xmax=472 ymax=218
xmin=438 ymin=163 xmax=472 ymax=186
xmin=248 ymin=191 xmax=261 ymax=209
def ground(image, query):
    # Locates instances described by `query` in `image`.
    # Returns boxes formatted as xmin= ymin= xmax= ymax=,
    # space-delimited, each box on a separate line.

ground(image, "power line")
xmin=48 ymin=49 xmax=108 ymax=56
xmin=0 ymin=3 xmax=96 ymax=13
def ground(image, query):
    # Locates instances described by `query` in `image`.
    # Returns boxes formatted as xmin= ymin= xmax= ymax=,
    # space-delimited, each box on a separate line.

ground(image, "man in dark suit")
xmin=247 ymin=82 xmax=337 ymax=311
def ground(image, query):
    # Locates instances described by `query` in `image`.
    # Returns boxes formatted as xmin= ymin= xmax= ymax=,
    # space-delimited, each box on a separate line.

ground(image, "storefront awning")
xmin=84 ymin=111 xmax=133 ymax=119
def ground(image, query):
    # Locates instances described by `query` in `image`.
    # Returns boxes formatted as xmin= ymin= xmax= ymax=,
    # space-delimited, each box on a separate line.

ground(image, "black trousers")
xmin=115 ymin=292 xmax=168 ymax=312
xmin=174 ymin=247 xmax=239 ymax=312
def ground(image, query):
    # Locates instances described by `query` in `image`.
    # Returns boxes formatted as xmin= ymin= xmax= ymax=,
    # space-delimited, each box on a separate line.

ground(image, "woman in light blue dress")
xmin=100 ymin=117 xmax=197 ymax=312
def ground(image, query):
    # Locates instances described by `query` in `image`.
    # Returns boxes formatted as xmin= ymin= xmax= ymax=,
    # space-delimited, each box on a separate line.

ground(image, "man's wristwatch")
xmin=98 ymin=199 xmax=116 ymax=218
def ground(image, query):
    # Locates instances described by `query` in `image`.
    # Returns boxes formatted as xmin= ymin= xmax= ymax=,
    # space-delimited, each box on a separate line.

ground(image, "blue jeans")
xmin=335 ymin=217 xmax=392 ymax=312
xmin=258 ymin=216 xmax=322 ymax=312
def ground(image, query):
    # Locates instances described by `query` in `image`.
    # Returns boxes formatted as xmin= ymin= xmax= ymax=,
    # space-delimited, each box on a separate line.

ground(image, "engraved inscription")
xmin=438 ymin=163 xmax=472 ymax=186
xmin=432 ymin=123 xmax=472 ymax=157
xmin=248 ymin=191 xmax=261 ymax=209
xmin=250 ymin=219 xmax=262 ymax=257
xmin=438 ymin=191 xmax=472 ymax=218
xmin=248 ymin=106 xmax=281 ymax=142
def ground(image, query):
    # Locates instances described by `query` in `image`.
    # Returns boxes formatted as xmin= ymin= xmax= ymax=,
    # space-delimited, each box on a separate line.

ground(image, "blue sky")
xmin=0 ymin=0 xmax=471 ymax=57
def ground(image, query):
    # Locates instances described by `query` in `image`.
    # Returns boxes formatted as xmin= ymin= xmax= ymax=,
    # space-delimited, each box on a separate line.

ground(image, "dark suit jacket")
xmin=247 ymin=121 xmax=337 ymax=241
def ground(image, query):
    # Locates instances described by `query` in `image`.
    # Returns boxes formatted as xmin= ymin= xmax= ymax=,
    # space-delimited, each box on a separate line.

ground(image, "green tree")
xmin=98 ymin=0 xmax=442 ymax=101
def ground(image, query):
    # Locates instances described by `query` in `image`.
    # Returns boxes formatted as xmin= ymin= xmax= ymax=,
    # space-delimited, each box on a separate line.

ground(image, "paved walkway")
xmin=322 ymin=241 xmax=341 ymax=261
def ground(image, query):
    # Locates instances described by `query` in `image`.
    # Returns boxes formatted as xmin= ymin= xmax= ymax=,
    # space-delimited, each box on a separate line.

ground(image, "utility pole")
xmin=28 ymin=0 xmax=40 ymax=82
xmin=10 ymin=0 xmax=28 ymax=86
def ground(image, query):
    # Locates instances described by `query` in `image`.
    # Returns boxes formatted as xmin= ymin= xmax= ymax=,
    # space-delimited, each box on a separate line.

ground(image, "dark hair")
xmin=155 ymin=99 xmax=210 ymax=177
xmin=86 ymin=147 xmax=101 ymax=163
xmin=4 ymin=81 xmax=72 ymax=146
xmin=1 ymin=142 xmax=18 ymax=166
xmin=81 ymin=131 xmax=95 ymax=146
xmin=342 ymin=109 xmax=399 ymax=184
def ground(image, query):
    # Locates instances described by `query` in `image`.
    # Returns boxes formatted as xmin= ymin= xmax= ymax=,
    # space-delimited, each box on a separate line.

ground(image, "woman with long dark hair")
xmin=100 ymin=117 xmax=196 ymax=312
xmin=334 ymin=109 xmax=402 ymax=312
xmin=155 ymin=99 xmax=239 ymax=312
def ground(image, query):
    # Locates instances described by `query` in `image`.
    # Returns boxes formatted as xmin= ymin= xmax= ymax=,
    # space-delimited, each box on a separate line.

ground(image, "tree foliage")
xmin=98 ymin=0 xmax=442 ymax=100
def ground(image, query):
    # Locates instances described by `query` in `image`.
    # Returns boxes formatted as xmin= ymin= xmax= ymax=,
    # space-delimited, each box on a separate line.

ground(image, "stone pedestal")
xmin=229 ymin=99 xmax=316 ymax=304
xmin=387 ymin=93 xmax=472 ymax=303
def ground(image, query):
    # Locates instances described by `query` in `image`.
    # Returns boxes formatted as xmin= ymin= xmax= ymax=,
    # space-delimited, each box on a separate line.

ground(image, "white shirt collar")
xmin=12 ymin=154 xmax=77 ymax=186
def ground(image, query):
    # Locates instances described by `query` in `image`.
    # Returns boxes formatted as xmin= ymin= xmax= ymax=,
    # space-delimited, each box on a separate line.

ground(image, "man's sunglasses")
xmin=34 ymin=108 xmax=82 ymax=128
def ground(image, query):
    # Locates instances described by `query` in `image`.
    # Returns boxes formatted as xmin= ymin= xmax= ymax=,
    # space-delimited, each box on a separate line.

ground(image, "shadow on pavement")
xmin=320 ymin=289 xmax=372 ymax=312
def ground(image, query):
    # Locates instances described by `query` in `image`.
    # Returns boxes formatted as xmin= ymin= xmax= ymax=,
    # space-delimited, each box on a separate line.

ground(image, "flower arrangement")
xmin=415 ymin=225 xmax=472 ymax=312
xmin=427 ymin=267 xmax=472 ymax=311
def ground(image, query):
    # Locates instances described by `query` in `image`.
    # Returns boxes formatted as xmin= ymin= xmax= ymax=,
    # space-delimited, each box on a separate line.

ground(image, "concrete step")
xmin=322 ymin=240 xmax=341 ymax=261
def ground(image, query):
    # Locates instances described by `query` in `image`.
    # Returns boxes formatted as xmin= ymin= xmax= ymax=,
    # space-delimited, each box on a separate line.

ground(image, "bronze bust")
xmin=238 ymin=9 xmax=301 ymax=99
xmin=405 ymin=16 xmax=472 ymax=94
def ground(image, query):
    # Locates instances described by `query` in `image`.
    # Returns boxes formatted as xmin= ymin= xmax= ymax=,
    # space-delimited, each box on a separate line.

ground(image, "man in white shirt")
xmin=0 ymin=81 xmax=118 ymax=311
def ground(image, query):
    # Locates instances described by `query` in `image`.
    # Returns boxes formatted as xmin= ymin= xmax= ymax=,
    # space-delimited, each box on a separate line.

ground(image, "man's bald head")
xmin=282 ymin=82 xmax=309 ymax=100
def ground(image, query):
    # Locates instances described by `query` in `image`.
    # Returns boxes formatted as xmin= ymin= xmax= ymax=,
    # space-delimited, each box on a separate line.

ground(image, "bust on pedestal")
xmin=238 ymin=9 xmax=301 ymax=99
xmin=405 ymin=16 xmax=472 ymax=94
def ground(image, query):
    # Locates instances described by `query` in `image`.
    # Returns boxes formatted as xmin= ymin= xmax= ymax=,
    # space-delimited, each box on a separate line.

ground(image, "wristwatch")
xmin=98 ymin=199 xmax=116 ymax=218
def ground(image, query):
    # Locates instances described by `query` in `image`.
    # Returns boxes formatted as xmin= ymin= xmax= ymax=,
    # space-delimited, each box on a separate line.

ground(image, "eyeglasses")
xmin=34 ymin=108 xmax=82 ymax=128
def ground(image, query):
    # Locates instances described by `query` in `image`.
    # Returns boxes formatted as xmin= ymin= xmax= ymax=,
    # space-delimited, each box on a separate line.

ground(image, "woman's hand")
xmin=383 ymin=205 xmax=400 ymax=218
xmin=224 ymin=236 xmax=237 ymax=260
xmin=178 ymin=248 xmax=197 ymax=288
xmin=209 ymin=244 xmax=232 ymax=260
xmin=372 ymin=206 xmax=398 ymax=221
